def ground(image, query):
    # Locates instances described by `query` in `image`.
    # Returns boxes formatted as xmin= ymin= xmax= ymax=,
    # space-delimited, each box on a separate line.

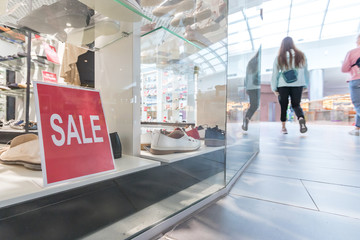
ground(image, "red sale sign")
xmin=42 ymin=71 xmax=57 ymax=83
xmin=34 ymin=82 xmax=115 ymax=186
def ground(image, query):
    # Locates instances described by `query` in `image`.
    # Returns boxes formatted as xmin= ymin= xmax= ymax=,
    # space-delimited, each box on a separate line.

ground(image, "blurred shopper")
xmin=242 ymin=49 xmax=261 ymax=131
xmin=271 ymin=36 xmax=309 ymax=134
xmin=341 ymin=34 xmax=360 ymax=136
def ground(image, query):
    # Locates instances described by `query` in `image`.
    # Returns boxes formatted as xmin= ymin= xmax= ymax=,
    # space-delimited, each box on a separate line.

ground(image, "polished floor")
xmin=158 ymin=122 xmax=360 ymax=240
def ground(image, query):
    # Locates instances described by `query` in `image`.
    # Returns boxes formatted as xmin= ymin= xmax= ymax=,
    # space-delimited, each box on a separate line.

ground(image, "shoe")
xmin=141 ymin=0 xmax=165 ymax=7
xmin=204 ymin=125 xmax=225 ymax=147
xmin=242 ymin=118 xmax=249 ymax=131
xmin=299 ymin=118 xmax=307 ymax=133
xmin=150 ymin=129 xmax=200 ymax=154
xmin=0 ymin=134 xmax=41 ymax=171
xmin=184 ymin=25 xmax=212 ymax=47
xmin=281 ymin=128 xmax=288 ymax=134
xmin=141 ymin=131 xmax=152 ymax=150
xmin=170 ymin=1 xmax=212 ymax=27
xmin=10 ymin=120 xmax=24 ymax=130
xmin=152 ymin=0 xmax=195 ymax=17
xmin=185 ymin=126 xmax=200 ymax=139
xmin=349 ymin=129 xmax=360 ymax=136
xmin=190 ymin=18 xmax=220 ymax=34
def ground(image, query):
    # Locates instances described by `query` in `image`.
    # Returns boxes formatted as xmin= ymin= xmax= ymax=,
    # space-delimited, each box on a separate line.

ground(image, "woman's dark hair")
xmin=278 ymin=36 xmax=305 ymax=70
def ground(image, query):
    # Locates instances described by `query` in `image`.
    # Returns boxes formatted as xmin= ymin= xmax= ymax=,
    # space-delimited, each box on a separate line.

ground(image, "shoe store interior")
xmin=0 ymin=0 xmax=358 ymax=239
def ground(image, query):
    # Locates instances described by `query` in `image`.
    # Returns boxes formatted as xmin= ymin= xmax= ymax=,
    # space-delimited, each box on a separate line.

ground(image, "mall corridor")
xmin=158 ymin=122 xmax=360 ymax=240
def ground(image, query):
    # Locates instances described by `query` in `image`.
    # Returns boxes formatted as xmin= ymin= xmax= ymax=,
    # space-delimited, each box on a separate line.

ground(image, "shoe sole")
xmin=205 ymin=139 xmax=225 ymax=147
xmin=299 ymin=119 xmax=307 ymax=133
xmin=0 ymin=158 xmax=41 ymax=171
xmin=171 ymin=9 xmax=212 ymax=27
xmin=141 ymin=143 xmax=151 ymax=150
xmin=150 ymin=147 xmax=199 ymax=155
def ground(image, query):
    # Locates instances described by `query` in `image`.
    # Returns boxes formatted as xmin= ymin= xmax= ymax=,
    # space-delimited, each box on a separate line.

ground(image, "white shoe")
xmin=141 ymin=0 xmax=165 ymax=7
xmin=170 ymin=0 xmax=212 ymax=27
xmin=184 ymin=25 xmax=212 ymax=47
xmin=152 ymin=0 xmax=195 ymax=17
xmin=0 ymin=134 xmax=41 ymax=170
xmin=141 ymin=131 xmax=152 ymax=150
xmin=281 ymin=128 xmax=288 ymax=134
xmin=349 ymin=129 xmax=360 ymax=136
xmin=150 ymin=129 xmax=200 ymax=154
xmin=190 ymin=18 xmax=220 ymax=34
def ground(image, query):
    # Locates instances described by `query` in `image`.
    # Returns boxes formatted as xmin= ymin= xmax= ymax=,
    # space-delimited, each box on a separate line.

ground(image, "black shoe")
xmin=242 ymin=118 xmax=249 ymax=131
xmin=299 ymin=118 xmax=307 ymax=133
xmin=205 ymin=125 xmax=225 ymax=147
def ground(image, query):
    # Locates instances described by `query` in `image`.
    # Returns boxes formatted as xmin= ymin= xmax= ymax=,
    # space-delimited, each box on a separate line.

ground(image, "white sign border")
xmin=33 ymin=81 xmax=116 ymax=187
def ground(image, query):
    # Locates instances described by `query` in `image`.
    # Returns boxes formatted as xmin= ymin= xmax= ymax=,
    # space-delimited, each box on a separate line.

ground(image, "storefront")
xmin=0 ymin=0 xmax=261 ymax=239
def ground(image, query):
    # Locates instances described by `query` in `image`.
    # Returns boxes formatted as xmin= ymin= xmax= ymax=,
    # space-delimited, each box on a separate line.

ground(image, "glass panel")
xmin=0 ymin=0 xmax=151 ymax=51
xmin=226 ymin=1 xmax=261 ymax=183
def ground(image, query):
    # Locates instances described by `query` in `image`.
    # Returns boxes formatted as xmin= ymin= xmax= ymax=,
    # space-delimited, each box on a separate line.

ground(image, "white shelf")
xmin=140 ymin=141 xmax=225 ymax=163
xmin=0 ymin=155 xmax=160 ymax=208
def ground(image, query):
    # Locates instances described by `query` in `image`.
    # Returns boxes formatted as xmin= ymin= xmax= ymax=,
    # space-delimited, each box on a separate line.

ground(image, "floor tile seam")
xmin=243 ymin=171 xmax=304 ymax=181
xmin=228 ymin=193 xmax=318 ymax=211
xmin=227 ymin=194 xmax=360 ymax=221
xmin=300 ymin=179 xmax=320 ymax=211
xmin=251 ymin=162 xmax=360 ymax=173
xmin=245 ymin=171 xmax=360 ymax=188
xmin=301 ymin=179 xmax=360 ymax=189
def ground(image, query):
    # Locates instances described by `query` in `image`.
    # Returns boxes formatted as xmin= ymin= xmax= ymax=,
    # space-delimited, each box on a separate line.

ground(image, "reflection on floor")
xmin=0 ymin=149 xmax=227 ymax=239
xmin=159 ymin=122 xmax=360 ymax=240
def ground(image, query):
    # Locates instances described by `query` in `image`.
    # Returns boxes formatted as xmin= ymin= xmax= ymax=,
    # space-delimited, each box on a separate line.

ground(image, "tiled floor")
xmin=159 ymin=122 xmax=360 ymax=240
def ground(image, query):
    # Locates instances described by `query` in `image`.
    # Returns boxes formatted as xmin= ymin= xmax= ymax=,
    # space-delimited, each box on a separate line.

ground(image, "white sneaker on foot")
xmin=349 ymin=129 xmax=360 ymax=136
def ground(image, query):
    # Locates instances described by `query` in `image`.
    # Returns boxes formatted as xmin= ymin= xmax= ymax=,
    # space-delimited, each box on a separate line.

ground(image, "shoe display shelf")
xmin=140 ymin=0 xmax=227 ymax=48
xmin=0 ymin=151 xmax=160 ymax=208
xmin=0 ymin=0 xmax=153 ymax=52
xmin=140 ymin=141 xmax=225 ymax=163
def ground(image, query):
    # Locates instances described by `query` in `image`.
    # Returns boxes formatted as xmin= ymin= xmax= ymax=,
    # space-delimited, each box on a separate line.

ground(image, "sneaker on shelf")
xmin=0 ymin=85 xmax=10 ymax=91
xmin=152 ymin=0 xmax=195 ymax=17
xmin=0 ymin=133 xmax=41 ymax=171
xmin=185 ymin=126 xmax=200 ymax=139
xmin=141 ymin=0 xmax=165 ymax=7
xmin=141 ymin=22 xmax=157 ymax=35
xmin=150 ymin=129 xmax=200 ymax=154
xmin=141 ymin=131 xmax=152 ymax=150
xmin=349 ymin=128 xmax=360 ymax=136
xmin=190 ymin=18 xmax=220 ymax=34
xmin=170 ymin=0 xmax=212 ymax=27
xmin=1 ymin=119 xmax=16 ymax=130
xmin=204 ymin=125 xmax=225 ymax=147
xmin=184 ymin=25 xmax=212 ymax=47
xmin=299 ymin=118 xmax=307 ymax=133
xmin=281 ymin=128 xmax=288 ymax=134
xmin=10 ymin=120 xmax=24 ymax=130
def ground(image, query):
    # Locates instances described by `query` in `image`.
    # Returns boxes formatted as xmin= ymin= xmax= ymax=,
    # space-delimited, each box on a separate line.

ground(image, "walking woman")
xmin=271 ymin=36 xmax=309 ymax=134
xmin=341 ymin=34 xmax=360 ymax=136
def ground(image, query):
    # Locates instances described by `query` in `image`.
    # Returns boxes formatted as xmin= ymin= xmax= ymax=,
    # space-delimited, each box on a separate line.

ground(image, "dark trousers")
xmin=278 ymin=87 xmax=304 ymax=122
xmin=245 ymin=89 xmax=260 ymax=120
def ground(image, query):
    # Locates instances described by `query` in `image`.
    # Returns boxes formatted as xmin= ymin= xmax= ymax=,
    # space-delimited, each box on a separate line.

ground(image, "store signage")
xmin=42 ymin=71 xmax=57 ymax=83
xmin=43 ymin=43 xmax=60 ymax=64
xmin=34 ymin=82 xmax=115 ymax=186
